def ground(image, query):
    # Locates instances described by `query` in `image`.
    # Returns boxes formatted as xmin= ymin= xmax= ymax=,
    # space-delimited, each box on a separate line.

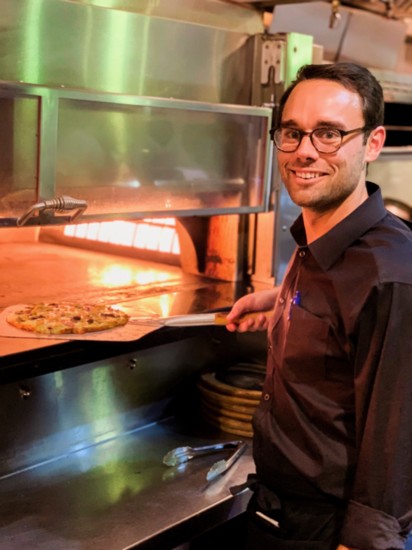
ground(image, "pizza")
xmin=6 ymin=302 xmax=129 ymax=335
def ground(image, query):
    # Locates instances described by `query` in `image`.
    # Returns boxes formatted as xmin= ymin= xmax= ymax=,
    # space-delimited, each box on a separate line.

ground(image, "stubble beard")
xmin=291 ymin=184 xmax=355 ymax=214
xmin=283 ymin=158 xmax=366 ymax=214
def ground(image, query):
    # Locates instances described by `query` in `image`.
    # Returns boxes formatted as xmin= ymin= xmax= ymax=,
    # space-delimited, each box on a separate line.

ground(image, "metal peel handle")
xmin=214 ymin=310 xmax=272 ymax=326
xmin=161 ymin=310 xmax=273 ymax=327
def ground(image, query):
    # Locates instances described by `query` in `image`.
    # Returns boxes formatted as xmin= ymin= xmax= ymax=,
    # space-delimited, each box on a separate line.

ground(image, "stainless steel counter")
xmin=0 ymin=239 xmax=264 ymax=549
xmin=0 ymin=418 xmax=254 ymax=550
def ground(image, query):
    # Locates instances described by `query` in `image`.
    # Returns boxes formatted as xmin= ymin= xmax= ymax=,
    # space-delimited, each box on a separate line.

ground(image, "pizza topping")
xmin=6 ymin=302 xmax=129 ymax=335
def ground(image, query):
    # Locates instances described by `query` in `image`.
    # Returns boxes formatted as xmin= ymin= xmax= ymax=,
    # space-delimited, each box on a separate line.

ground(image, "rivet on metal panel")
xmin=18 ymin=386 xmax=32 ymax=400
xmin=128 ymin=358 xmax=138 ymax=370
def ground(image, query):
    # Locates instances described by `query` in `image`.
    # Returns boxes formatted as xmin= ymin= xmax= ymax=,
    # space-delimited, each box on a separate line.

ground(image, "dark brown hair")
xmin=275 ymin=62 xmax=385 ymax=134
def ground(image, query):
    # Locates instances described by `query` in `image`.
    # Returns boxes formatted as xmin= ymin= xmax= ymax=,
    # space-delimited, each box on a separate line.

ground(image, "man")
xmin=226 ymin=63 xmax=412 ymax=549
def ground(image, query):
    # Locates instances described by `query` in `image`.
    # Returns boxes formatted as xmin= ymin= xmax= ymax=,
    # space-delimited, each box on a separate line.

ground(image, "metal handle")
xmin=163 ymin=440 xmax=243 ymax=466
xmin=17 ymin=195 xmax=88 ymax=226
xmin=206 ymin=442 xmax=247 ymax=481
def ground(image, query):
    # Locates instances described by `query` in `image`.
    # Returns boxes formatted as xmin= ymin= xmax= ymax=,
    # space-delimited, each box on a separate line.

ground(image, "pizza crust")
xmin=6 ymin=302 xmax=129 ymax=335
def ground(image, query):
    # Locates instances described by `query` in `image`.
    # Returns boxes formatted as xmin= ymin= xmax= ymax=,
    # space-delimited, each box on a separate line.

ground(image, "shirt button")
xmin=263 ymin=393 xmax=270 ymax=401
xmin=299 ymin=250 xmax=306 ymax=258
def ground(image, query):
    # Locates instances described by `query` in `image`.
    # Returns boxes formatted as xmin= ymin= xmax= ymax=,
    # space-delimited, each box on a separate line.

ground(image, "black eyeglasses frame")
xmin=269 ymin=125 xmax=371 ymax=153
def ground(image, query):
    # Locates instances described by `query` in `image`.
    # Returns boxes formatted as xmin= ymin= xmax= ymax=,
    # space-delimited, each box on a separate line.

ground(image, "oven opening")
xmin=40 ymin=218 xmax=182 ymax=267
xmin=63 ymin=218 xmax=179 ymax=254
xmin=39 ymin=215 xmax=233 ymax=281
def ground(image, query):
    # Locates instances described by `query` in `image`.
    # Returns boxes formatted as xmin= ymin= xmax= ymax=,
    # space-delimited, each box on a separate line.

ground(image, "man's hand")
xmin=225 ymin=288 xmax=278 ymax=333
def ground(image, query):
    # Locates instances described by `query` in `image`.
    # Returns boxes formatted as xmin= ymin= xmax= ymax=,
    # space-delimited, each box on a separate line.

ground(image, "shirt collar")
xmin=290 ymin=182 xmax=387 ymax=271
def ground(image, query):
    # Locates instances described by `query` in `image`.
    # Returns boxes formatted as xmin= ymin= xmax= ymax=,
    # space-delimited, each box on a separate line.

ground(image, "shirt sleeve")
xmin=339 ymin=282 xmax=412 ymax=550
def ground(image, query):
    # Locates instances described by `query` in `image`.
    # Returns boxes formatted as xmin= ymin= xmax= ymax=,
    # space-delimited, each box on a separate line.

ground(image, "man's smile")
xmin=289 ymin=169 xmax=328 ymax=181
xmin=294 ymin=171 xmax=323 ymax=179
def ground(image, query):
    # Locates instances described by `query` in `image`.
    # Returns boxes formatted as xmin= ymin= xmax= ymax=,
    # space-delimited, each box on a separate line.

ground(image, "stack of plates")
xmin=198 ymin=364 xmax=265 ymax=438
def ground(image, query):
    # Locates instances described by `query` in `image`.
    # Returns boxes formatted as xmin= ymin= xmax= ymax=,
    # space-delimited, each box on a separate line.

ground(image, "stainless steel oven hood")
xmin=0 ymin=0 xmax=273 ymax=226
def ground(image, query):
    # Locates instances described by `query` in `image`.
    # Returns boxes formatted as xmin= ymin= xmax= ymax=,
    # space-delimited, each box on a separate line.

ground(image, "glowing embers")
xmin=64 ymin=218 xmax=180 ymax=255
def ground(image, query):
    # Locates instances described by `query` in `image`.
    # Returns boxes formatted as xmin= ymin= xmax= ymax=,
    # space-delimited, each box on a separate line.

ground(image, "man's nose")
xmin=296 ymin=134 xmax=319 ymax=157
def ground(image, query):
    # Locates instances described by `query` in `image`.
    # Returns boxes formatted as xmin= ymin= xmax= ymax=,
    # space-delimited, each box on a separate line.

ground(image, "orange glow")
xmin=97 ymin=265 xmax=174 ymax=287
xmin=159 ymin=293 xmax=177 ymax=318
xmin=63 ymin=219 xmax=180 ymax=255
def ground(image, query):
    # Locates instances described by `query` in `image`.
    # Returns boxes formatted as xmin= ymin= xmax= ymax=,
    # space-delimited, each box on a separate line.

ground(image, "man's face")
xmin=277 ymin=79 xmax=378 ymax=213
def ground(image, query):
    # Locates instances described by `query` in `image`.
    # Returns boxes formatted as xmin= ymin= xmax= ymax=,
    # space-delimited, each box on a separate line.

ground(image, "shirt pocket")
xmin=281 ymin=305 xmax=329 ymax=382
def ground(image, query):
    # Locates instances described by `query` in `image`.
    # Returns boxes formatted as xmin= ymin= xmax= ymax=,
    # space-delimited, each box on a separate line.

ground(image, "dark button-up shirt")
xmin=253 ymin=183 xmax=412 ymax=549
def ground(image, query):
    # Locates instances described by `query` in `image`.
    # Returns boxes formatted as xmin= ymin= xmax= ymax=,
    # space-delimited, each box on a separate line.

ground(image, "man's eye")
xmin=315 ymin=128 xmax=340 ymax=140
xmin=283 ymin=129 xmax=301 ymax=140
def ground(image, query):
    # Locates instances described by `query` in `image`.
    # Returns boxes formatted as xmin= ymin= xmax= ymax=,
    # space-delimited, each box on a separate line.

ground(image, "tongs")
xmin=163 ymin=440 xmax=247 ymax=482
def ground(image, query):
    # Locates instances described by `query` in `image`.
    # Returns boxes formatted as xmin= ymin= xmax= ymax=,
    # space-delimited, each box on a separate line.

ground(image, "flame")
xmin=64 ymin=219 xmax=180 ymax=255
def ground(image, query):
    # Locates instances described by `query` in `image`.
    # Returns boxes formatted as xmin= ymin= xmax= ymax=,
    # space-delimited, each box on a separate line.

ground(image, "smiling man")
xmin=226 ymin=63 xmax=412 ymax=549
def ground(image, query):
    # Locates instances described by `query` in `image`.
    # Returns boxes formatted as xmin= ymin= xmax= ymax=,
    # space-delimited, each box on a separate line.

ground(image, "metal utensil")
xmin=206 ymin=441 xmax=247 ymax=482
xmin=163 ymin=440 xmax=243 ymax=467
xmin=163 ymin=440 xmax=247 ymax=483
xmin=132 ymin=310 xmax=272 ymax=328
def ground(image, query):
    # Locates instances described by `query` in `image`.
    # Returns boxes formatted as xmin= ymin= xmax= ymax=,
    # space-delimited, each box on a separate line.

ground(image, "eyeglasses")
xmin=271 ymin=126 xmax=369 ymax=154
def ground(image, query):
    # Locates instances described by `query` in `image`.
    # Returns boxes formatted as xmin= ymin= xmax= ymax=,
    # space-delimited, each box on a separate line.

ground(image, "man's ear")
xmin=365 ymin=125 xmax=386 ymax=162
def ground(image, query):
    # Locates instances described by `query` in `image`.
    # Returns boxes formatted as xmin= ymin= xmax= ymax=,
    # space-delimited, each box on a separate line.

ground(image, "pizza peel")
xmin=0 ymin=305 xmax=273 ymax=342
